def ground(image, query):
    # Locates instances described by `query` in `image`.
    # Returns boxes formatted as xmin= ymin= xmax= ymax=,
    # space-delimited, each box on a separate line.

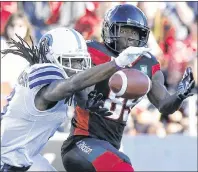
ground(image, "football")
xmin=108 ymin=68 xmax=152 ymax=99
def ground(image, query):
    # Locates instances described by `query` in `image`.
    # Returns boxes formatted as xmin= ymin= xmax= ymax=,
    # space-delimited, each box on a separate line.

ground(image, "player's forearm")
xmin=72 ymin=61 xmax=119 ymax=90
xmin=148 ymin=78 xmax=183 ymax=116
xmin=158 ymin=93 xmax=183 ymax=115
xmin=45 ymin=61 xmax=119 ymax=101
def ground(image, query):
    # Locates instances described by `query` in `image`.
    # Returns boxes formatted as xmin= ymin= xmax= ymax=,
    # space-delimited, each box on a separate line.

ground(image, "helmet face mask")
xmin=102 ymin=4 xmax=150 ymax=53
xmin=56 ymin=52 xmax=92 ymax=74
xmin=110 ymin=23 xmax=149 ymax=51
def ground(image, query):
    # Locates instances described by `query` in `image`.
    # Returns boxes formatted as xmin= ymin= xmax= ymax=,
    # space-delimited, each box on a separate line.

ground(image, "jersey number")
xmin=103 ymin=91 xmax=130 ymax=122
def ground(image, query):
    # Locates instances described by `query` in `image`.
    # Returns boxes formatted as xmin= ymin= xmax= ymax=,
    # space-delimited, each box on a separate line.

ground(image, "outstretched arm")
xmin=147 ymin=67 xmax=195 ymax=115
xmin=1 ymin=34 xmax=151 ymax=110
xmin=39 ymin=47 xmax=151 ymax=107
xmin=39 ymin=60 xmax=118 ymax=103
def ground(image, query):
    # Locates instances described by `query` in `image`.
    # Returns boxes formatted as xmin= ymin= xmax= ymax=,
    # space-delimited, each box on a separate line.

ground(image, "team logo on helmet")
xmin=39 ymin=34 xmax=53 ymax=55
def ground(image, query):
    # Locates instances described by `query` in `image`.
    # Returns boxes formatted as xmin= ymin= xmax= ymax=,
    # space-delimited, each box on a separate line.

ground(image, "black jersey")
xmin=66 ymin=40 xmax=160 ymax=150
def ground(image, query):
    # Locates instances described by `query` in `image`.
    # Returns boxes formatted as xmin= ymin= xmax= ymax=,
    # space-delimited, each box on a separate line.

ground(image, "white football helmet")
xmin=38 ymin=27 xmax=91 ymax=73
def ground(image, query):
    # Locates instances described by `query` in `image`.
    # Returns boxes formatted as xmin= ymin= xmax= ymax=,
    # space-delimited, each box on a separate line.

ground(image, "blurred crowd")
xmin=1 ymin=1 xmax=197 ymax=137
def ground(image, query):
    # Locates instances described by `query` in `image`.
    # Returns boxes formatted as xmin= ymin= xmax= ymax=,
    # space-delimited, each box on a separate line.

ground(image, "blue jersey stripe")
xmin=29 ymin=79 xmax=61 ymax=89
xmin=29 ymin=71 xmax=64 ymax=82
xmin=30 ymin=65 xmax=60 ymax=75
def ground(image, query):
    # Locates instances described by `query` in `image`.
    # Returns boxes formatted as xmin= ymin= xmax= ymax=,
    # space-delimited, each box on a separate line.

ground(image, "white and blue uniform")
xmin=1 ymin=63 xmax=68 ymax=169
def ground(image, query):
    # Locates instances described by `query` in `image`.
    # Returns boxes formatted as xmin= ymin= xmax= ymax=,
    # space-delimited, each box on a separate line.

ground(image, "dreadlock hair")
xmin=2 ymin=34 xmax=76 ymax=106
xmin=1 ymin=34 xmax=49 ymax=65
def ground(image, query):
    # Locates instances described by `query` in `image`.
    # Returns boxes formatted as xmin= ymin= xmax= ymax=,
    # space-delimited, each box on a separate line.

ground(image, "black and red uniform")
xmin=61 ymin=40 xmax=160 ymax=172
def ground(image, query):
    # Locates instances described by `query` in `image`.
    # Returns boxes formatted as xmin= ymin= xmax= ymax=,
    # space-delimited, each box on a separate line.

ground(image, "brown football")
xmin=108 ymin=68 xmax=152 ymax=99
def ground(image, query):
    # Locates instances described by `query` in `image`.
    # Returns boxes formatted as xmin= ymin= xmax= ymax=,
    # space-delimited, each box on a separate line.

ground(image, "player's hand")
xmin=85 ymin=91 xmax=112 ymax=116
xmin=177 ymin=67 xmax=195 ymax=100
xmin=115 ymin=46 xmax=151 ymax=67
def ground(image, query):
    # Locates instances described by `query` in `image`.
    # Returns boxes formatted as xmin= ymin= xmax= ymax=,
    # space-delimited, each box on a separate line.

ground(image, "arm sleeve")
xmin=25 ymin=64 xmax=66 ymax=113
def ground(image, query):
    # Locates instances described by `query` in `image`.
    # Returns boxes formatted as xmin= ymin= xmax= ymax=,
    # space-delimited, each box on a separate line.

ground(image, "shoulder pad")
xmin=143 ymin=52 xmax=159 ymax=64
xmin=87 ymin=40 xmax=115 ymax=65
xmin=27 ymin=63 xmax=66 ymax=90
xmin=141 ymin=52 xmax=161 ymax=76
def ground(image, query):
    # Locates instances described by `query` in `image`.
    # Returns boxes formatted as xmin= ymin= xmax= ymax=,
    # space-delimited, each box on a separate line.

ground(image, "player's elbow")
xmin=56 ymin=83 xmax=75 ymax=100
xmin=158 ymin=106 xmax=168 ymax=114
xmin=158 ymin=104 xmax=175 ymax=115
xmin=43 ymin=80 xmax=75 ymax=102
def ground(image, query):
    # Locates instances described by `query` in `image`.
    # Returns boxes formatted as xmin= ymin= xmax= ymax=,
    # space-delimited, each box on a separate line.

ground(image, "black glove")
xmin=85 ymin=90 xmax=112 ymax=116
xmin=177 ymin=67 xmax=195 ymax=100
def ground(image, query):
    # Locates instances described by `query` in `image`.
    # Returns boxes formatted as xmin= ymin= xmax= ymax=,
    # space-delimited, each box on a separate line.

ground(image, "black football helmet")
xmin=101 ymin=4 xmax=150 ymax=53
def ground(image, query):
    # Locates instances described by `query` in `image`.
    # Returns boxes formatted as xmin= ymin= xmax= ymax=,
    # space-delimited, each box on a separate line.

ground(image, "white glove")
xmin=115 ymin=46 xmax=151 ymax=68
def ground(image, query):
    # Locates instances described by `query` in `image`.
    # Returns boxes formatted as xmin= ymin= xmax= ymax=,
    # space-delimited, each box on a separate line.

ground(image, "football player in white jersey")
xmin=1 ymin=27 xmax=151 ymax=171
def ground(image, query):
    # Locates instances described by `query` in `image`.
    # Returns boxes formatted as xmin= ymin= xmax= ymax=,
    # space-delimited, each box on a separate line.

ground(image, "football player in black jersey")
xmin=61 ymin=4 xmax=195 ymax=172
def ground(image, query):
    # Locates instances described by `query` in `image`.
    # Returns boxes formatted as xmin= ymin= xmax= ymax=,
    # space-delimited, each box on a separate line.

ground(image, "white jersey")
xmin=1 ymin=63 xmax=68 ymax=167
